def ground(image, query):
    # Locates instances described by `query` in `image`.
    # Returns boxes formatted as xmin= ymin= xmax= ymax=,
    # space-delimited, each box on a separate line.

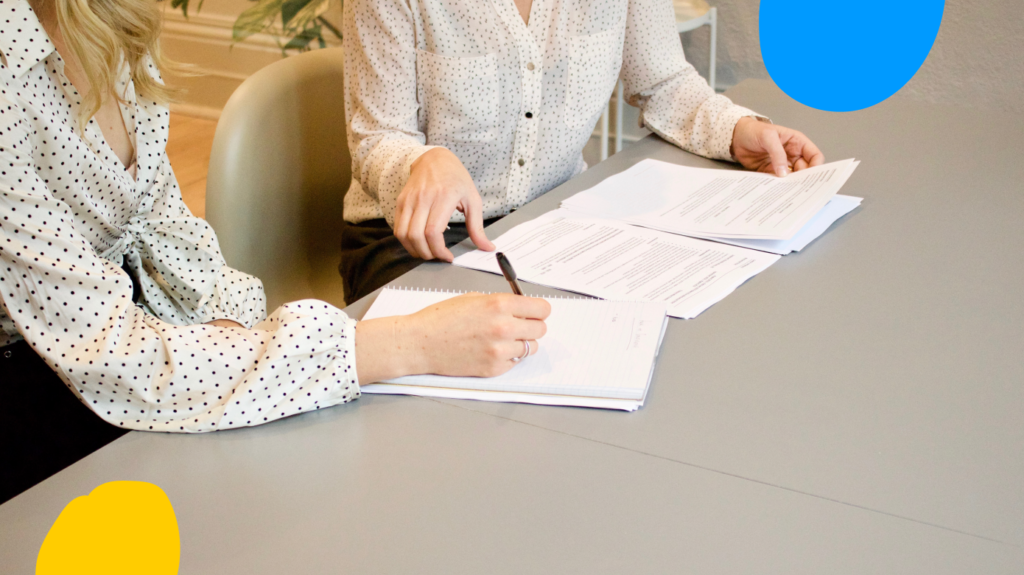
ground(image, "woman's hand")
xmin=206 ymin=319 xmax=245 ymax=329
xmin=394 ymin=148 xmax=497 ymax=262
xmin=731 ymin=117 xmax=825 ymax=177
xmin=354 ymin=293 xmax=551 ymax=384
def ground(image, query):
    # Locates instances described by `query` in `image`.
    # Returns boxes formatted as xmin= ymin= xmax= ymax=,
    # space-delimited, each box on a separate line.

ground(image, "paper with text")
xmin=700 ymin=194 xmax=862 ymax=254
xmin=453 ymin=209 xmax=780 ymax=319
xmin=561 ymin=158 xmax=858 ymax=240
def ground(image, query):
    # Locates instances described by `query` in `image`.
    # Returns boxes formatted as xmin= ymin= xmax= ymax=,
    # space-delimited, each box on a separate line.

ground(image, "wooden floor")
xmin=167 ymin=113 xmax=218 ymax=218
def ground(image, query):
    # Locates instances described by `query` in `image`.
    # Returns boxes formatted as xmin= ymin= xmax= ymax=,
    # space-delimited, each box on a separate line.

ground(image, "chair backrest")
xmin=206 ymin=48 xmax=349 ymax=310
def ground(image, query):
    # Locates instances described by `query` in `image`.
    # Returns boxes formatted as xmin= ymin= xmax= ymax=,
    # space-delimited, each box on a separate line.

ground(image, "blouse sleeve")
xmin=135 ymin=154 xmax=266 ymax=329
xmin=620 ymin=0 xmax=761 ymax=160
xmin=0 ymin=103 xmax=360 ymax=433
xmin=342 ymin=0 xmax=439 ymax=227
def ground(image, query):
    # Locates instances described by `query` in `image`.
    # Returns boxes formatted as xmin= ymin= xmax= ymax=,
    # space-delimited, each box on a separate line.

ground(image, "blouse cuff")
xmin=330 ymin=313 xmax=361 ymax=401
xmin=195 ymin=266 xmax=268 ymax=329
xmin=376 ymin=143 xmax=444 ymax=228
xmin=254 ymin=300 xmax=361 ymax=405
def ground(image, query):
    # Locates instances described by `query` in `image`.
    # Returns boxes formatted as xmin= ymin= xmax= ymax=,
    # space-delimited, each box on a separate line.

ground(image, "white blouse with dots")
xmin=0 ymin=0 xmax=359 ymax=432
xmin=342 ymin=0 xmax=761 ymax=226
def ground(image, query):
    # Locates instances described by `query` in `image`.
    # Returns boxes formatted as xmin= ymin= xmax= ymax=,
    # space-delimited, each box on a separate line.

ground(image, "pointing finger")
xmin=463 ymin=190 xmax=496 ymax=252
xmin=762 ymin=128 xmax=790 ymax=178
xmin=425 ymin=196 xmax=459 ymax=262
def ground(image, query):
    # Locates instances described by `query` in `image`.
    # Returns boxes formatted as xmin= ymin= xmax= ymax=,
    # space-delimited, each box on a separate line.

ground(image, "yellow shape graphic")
xmin=37 ymin=481 xmax=180 ymax=575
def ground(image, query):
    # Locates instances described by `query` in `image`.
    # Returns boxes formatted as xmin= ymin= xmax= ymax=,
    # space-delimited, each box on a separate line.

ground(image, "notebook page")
xmin=362 ymin=288 xmax=668 ymax=400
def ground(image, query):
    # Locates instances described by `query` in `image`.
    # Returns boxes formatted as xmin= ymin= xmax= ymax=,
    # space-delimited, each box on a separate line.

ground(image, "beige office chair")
xmin=206 ymin=48 xmax=349 ymax=311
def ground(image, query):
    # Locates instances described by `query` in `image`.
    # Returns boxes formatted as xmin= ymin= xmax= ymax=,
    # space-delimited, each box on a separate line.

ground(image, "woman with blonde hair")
xmin=0 ymin=0 xmax=549 ymax=503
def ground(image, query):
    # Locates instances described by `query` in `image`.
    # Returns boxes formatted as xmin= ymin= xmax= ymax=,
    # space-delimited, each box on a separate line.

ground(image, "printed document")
xmin=561 ymin=158 xmax=859 ymax=240
xmin=703 ymin=194 xmax=862 ymax=255
xmin=453 ymin=209 xmax=780 ymax=319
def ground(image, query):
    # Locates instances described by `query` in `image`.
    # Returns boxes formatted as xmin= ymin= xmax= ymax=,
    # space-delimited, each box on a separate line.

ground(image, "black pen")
xmin=495 ymin=252 xmax=523 ymax=296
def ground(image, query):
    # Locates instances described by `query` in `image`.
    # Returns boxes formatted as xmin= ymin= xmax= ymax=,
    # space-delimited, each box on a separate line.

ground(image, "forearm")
xmin=637 ymin=74 xmax=758 ymax=160
xmin=621 ymin=0 xmax=758 ymax=160
xmin=344 ymin=0 xmax=435 ymax=224
xmin=65 ymin=303 xmax=358 ymax=432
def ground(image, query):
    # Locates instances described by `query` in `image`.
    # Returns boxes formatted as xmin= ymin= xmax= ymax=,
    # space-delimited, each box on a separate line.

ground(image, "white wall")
xmin=681 ymin=0 xmax=1024 ymax=114
xmin=163 ymin=0 xmax=1024 ymax=122
xmin=160 ymin=0 xmax=341 ymax=118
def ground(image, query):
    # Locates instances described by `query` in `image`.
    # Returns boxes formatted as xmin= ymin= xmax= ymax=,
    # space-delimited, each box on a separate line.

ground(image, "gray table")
xmin=2 ymin=80 xmax=1022 ymax=573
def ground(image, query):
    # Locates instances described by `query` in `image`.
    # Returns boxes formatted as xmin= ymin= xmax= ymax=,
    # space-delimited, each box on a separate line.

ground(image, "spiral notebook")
xmin=359 ymin=287 xmax=670 ymax=411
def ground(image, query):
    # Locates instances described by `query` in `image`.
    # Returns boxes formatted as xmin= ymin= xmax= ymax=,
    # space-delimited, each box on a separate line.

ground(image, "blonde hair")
xmin=51 ymin=0 xmax=175 ymax=122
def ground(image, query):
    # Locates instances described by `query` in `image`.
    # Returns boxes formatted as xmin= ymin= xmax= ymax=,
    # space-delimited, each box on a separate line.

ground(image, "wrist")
xmin=390 ymin=314 xmax=434 ymax=376
xmin=205 ymin=318 xmax=245 ymax=329
xmin=409 ymin=146 xmax=449 ymax=175
xmin=730 ymin=117 xmax=757 ymax=160
xmin=354 ymin=316 xmax=431 ymax=383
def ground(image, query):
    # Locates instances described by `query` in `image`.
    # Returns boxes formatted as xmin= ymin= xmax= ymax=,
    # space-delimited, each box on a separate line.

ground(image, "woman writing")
xmin=0 ymin=0 xmax=549 ymax=502
xmin=340 ymin=0 xmax=826 ymax=302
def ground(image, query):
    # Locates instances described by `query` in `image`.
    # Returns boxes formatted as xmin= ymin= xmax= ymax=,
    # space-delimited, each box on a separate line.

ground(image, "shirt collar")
xmin=0 ymin=0 xmax=56 ymax=78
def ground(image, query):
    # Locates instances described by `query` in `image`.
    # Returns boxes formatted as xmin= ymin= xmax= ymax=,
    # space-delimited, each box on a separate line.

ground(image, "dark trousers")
xmin=0 ymin=341 xmax=127 ymax=504
xmin=339 ymin=218 xmax=500 ymax=305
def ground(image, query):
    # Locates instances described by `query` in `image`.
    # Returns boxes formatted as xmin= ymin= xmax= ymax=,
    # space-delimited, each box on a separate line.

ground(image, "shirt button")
xmin=517 ymin=158 xmax=526 ymax=166
xmin=525 ymin=112 xmax=533 ymax=119
xmin=526 ymin=62 xmax=536 ymax=71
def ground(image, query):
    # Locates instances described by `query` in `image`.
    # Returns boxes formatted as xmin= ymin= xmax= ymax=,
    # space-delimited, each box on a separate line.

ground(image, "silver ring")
xmin=511 ymin=340 xmax=531 ymax=363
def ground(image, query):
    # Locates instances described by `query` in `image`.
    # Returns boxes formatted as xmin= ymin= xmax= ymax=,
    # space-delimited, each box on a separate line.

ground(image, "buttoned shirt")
xmin=342 ymin=0 xmax=759 ymax=226
xmin=0 ymin=0 xmax=359 ymax=432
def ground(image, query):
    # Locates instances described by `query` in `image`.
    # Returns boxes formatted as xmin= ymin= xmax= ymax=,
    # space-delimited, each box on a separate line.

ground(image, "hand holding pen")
xmin=496 ymin=252 xmax=534 ymax=362
xmin=496 ymin=252 xmax=524 ymax=296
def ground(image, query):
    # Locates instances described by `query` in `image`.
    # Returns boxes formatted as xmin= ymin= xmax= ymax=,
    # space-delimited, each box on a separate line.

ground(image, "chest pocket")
xmin=417 ymin=50 xmax=500 ymax=144
xmin=565 ymin=28 xmax=622 ymax=131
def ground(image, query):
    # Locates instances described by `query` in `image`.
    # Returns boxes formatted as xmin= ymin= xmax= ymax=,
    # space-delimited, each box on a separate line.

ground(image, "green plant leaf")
xmin=283 ymin=24 xmax=321 ymax=52
xmin=233 ymin=0 xmax=285 ymax=41
xmin=317 ymin=15 xmax=342 ymax=40
xmin=170 ymin=0 xmax=191 ymax=18
xmin=283 ymin=0 xmax=329 ymax=34
xmin=281 ymin=0 xmax=317 ymax=27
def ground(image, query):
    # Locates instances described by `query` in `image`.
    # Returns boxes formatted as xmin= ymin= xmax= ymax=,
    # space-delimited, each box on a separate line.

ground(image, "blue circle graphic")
xmin=760 ymin=1 xmax=945 ymax=112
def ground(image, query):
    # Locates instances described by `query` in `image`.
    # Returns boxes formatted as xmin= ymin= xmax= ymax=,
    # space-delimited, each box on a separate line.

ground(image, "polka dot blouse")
xmin=342 ymin=0 xmax=761 ymax=227
xmin=0 ymin=0 xmax=359 ymax=433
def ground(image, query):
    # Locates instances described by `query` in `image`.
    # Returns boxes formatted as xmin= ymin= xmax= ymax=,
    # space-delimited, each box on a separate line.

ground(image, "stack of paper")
xmin=454 ymin=159 xmax=861 ymax=319
xmin=561 ymin=158 xmax=861 ymax=253
xmin=360 ymin=288 xmax=669 ymax=411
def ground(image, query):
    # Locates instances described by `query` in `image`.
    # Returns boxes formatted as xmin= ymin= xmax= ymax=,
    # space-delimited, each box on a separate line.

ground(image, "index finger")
xmin=463 ymin=191 xmax=496 ymax=252
xmin=500 ymin=294 xmax=551 ymax=320
xmin=761 ymin=129 xmax=790 ymax=178
xmin=425 ymin=195 xmax=460 ymax=262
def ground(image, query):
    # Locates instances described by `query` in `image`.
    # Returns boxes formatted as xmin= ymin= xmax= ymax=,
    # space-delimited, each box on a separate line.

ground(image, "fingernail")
xmin=776 ymin=167 xmax=787 ymax=178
